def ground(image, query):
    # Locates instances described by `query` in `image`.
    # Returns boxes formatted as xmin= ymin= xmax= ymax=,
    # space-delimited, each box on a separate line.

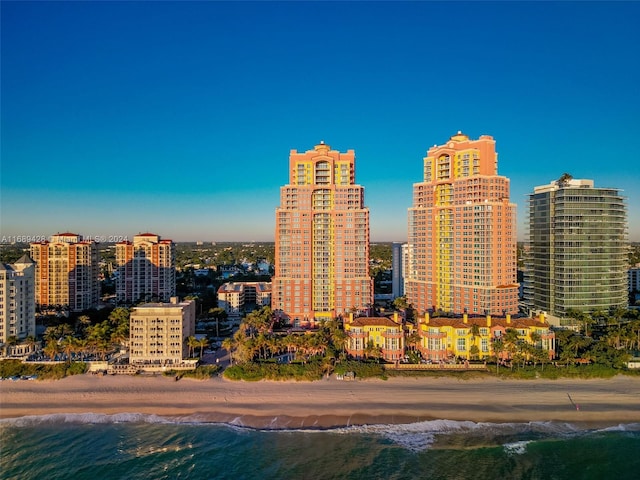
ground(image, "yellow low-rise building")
xmin=344 ymin=313 xmax=404 ymax=361
xmin=416 ymin=312 xmax=555 ymax=362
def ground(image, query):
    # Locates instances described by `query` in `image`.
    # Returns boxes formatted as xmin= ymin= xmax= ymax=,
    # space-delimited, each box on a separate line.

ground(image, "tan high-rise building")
xmin=272 ymin=142 xmax=373 ymax=325
xmin=115 ymin=233 xmax=176 ymax=305
xmin=0 ymin=255 xmax=36 ymax=345
xmin=129 ymin=297 xmax=195 ymax=365
xmin=406 ymin=133 xmax=518 ymax=316
xmin=30 ymin=233 xmax=100 ymax=312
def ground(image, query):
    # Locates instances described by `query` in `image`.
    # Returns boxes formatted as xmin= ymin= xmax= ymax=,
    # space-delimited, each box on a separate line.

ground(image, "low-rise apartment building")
xmin=129 ymin=297 xmax=196 ymax=368
xmin=217 ymin=282 xmax=272 ymax=318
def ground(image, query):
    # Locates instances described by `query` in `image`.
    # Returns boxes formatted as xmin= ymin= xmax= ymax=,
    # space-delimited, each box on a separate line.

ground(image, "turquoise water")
xmin=1 ymin=415 xmax=639 ymax=479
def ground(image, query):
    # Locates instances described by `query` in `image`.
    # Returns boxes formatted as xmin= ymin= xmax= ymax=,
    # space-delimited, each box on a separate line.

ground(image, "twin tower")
xmin=272 ymin=133 xmax=519 ymax=326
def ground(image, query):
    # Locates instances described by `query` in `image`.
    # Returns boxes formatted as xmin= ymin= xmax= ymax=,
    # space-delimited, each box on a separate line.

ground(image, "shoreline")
xmin=2 ymin=374 xmax=640 ymax=429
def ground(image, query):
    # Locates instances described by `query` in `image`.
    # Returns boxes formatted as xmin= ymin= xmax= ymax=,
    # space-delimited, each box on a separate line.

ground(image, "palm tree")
xmin=406 ymin=331 xmax=421 ymax=353
xmin=364 ymin=340 xmax=382 ymax=361
xmin=209 ymin=307 xmax=228 ymax=338
xmin=76 ymin=315 xmax=91 ymax=335
xmin=196 ymin=337 xmax=209 ymax=358
xmin=186 ymin=336 xmax=198 ymax=358
xmin=492 ymin=338 xmax=505 ymax=374
xmin=44 ymin=338 xmax=60 ymax=361
xmin=503 ymin=328 xmax=521 ymax=370
xmin=469 ymin=323 xmax=481 ymax=360
xmin=222 ymin=337 xmax=236 ymax=364
xmin=330 ymin=328 xmax=349 ymax=360
xmin=61 ymin=336 xmax=79 ymax=364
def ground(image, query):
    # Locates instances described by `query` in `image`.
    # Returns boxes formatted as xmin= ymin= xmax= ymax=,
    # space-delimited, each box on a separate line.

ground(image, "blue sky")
xmin=2 ymin=1 xmax=639 ymax=242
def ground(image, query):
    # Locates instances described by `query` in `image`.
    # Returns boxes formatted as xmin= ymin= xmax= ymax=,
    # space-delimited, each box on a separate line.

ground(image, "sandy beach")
xmin=2 ymin=374 xmax=640 ymax=429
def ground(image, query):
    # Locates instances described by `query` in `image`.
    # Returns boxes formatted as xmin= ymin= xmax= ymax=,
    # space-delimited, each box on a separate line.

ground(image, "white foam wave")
xmin=503 ymin=440 xmax=533 ymax=455
xmin=3 ymin=414 xmax=637 ymax=453
xmin=595 ymin=423 xmax=640 ymax=433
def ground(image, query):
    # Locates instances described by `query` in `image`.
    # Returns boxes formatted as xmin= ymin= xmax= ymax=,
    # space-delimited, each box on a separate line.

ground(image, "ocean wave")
xmin=594 ymin=423 xmax=640 ymax=433
xmin=503 ymin=440 xmax=533 ymax=455
xmin=3 ymin=414 xmax=639 ymax=453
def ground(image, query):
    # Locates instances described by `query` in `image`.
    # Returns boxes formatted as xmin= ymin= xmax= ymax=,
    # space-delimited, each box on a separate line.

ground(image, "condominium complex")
xmin=129 ymin=297 xmax=196 ymax=366
xmin=115 ymin=233 xmax=176 ymax=305
xmin=272 ymin=141 xmax=373 ymax=325
xmin=217 ymin=282 xmax=272 ymax=318
xmin=0 ymin=255 xmax=36 ymax=346
xmin=524 ymin=178 xmax=628 ymax=321
xmin=30 ymin=233 xmax=100 ymax=311
xmin=406 ymin=133 xmax=519 ymax=316
xmin=413 ymin=312 xmax=555 ymax=361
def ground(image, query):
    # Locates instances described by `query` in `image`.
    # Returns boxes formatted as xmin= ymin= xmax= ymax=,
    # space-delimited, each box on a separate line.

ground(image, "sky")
xmin=1 ymin=1 xmax=639 ymax=243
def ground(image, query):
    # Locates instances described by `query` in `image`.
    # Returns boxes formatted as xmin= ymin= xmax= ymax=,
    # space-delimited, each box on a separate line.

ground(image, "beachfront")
xmin=2 ymin=375 xmax=639 ymax=429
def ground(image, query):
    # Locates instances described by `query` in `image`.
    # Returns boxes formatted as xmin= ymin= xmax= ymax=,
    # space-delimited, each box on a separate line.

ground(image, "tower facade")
xmin=524 ymin=178 xmax=628 ymax=319
xmin=391 ymin=242 xmax=407 ymax=299
xmin=115 ymin=233 xmax=176 ymax=305
xmin=272 ymin=142 xmax=373 ymax=325
xmin=406 ymin=133 xmax=519 ymax=316
xmin=0 ymin=255 xmax=36 ymax=344
xmin=30 ymin=233 xmax=100 ymax=312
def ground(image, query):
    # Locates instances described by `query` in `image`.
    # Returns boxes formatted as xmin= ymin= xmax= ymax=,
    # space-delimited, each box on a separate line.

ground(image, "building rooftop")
xmin=349 ymin=316 xmax=401 ymax=328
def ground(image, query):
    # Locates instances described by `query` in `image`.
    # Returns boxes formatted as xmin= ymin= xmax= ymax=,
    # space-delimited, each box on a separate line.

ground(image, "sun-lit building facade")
xmin=524 ymin=178 xmax=628 ymax=321
xmin=272 ymin=142 xmax=373 ymax=326
xmin=406 ymin=133 xmax=519 ymax=316
xmin=344 ymin=313 xmax=404 ymax=362
xmin=0 ymin=255 xmax=36 ymax=347
xmin=414 ymin=312 xmax=555 ymax=362
xmin=30 ymin=233 xmax=100 ymax=311
xmin=115 ymin=233 xmax=176 ymax=305
xmin=129 ymin=297 xmax=196 ymax=366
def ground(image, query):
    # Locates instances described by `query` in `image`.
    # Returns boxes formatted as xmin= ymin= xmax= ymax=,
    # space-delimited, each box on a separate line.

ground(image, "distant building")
xmin=391 ymin=242 xmax=408 ymax=299
xmin=129 ymin=297 xmax=196 ymax=366
xmin=272 ymin=141 xmax=373 ymax=325
xmin=115 ymin=233 xmax=176 ymax=305
xmin=30 ymin=233 xmax=100 ymax=311
xmin=524 ymin=178 xmax=628 ymax=323
xmin=217 ymin=282 xmax=272 ymax=318
xmin=406 ymin=133 xmax=519 ymax=317
xmin=344 ymin=314 xmax=405 ymax=362
xmin=414 ymin=312 xmax=555 ymax=362
xmin=0 ymin=255 xmax=36 ymax=352
xmin=218 ymin=265 xmax=242 ymax=279
xmin=629 ymin=268 xmax=640 ymax=296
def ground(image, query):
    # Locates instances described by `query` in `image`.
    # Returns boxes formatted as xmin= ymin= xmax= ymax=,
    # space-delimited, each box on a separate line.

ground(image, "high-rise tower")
xmin=406 ymin=132 xmax=519 ymax=316
xmin=115 ymin=233 xmax=176 ymax=305
xmin=0 ymin=255 xmax=36 ymax=344
xmin=524 ymin=177 xmax=627 ymax=321
xmin=30 ymin=233 xmax=100 ymax=312
xmin=272 ymin=142 xmax=373 ymax=325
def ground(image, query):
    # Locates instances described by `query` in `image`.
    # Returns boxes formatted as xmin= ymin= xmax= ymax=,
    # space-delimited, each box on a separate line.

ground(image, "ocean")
xmin=1 ymin=415 xmax=639 ymax=480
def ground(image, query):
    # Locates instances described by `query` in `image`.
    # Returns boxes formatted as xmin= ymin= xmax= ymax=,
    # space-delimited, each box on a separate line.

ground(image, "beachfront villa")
xmin=344 ymin=314 xmax=405 ymax=362
xmin=413 ymin=312 xmax=556 ymax=362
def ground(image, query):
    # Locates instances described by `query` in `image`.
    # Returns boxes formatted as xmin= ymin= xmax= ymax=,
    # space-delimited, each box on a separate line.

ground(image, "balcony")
xmin=419 ymin=330 xmax=446 ymax=339
xmin=382 ymin=330 xmax=403 ymax=339
xmin=348 ymin=331 xmax=367 ymax=339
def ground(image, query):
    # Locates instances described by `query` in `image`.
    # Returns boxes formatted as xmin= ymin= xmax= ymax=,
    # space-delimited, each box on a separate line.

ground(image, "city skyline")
xmin=2 ymin=2 xmax=639 ymax=242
